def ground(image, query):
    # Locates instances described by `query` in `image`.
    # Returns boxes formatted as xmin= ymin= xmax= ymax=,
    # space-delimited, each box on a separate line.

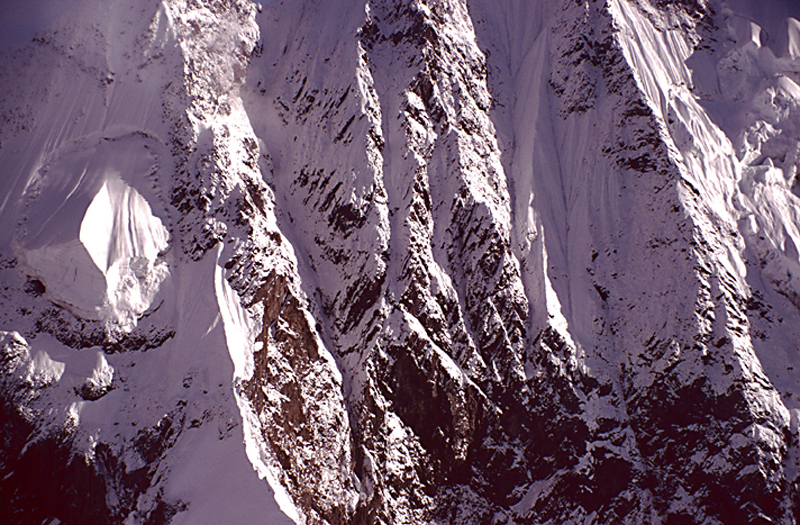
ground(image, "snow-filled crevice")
xmin=467 ymin=0 xmax=594 ymax=356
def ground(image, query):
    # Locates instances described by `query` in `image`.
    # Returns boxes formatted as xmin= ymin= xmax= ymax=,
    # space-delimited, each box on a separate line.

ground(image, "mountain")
xmin=2 ymin=0 xmax=800 ymax=523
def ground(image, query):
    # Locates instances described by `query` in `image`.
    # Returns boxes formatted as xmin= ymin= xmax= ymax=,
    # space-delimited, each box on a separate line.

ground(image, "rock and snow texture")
xmin=0 ymin=0 xmax=302 ymax=523
xmin=4 ymin=0 xmax=800 ymax=523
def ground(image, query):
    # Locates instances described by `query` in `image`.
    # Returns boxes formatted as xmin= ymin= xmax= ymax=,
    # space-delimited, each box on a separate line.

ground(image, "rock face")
xmin=2 ymin=0 xmax=800 ymax=523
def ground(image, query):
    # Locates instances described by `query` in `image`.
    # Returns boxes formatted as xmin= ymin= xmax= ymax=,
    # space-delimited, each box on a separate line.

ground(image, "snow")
xmin=1 ymin=248 xmax=298 ymax=523
xmin=214 ymin=245 xmax=254 ymax=382
xmin=0 ymin=0 xmax=298 ymax=521
xmin=20 ymin=154 xmax=170 ymax=330
xmin=0 ymin=0 xmax=83 ymax=50
xmin=511 ymin=476 xmax=556 ymax=515
xmin=25 ymin=349 xmax=66 ymax=388
xmin=164 ymin=384 xmax=297 ymax=525
xmin=237 ymin=399 xmax=303 ymax=525
xmin=789 ymin=18 xmax=800 ymax=60
xmin=604 ymin=0 xmax=800 ymax=488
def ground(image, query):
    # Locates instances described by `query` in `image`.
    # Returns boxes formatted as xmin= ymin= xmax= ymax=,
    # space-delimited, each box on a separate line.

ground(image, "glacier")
xmin=2 ymin=0 xmax=800 ymax=523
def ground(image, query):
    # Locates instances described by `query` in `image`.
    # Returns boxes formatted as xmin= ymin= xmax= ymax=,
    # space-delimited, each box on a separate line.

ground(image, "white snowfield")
xmin=2 ymin=0 xmax=800 ymax=523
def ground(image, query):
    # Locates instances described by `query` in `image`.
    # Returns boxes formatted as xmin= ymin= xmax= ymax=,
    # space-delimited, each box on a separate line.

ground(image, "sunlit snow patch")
xmin=79 ymin=176 xmax=169 ymax=328
xmin=21 ymin=136 xmax=170 ymax=331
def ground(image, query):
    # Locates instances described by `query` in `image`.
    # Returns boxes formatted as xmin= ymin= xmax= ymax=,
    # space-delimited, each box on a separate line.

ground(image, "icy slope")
xmin=4 ymin=0 xmax=800 ymax=524
xmin=0 ymin=0 xmax=305 ymax=523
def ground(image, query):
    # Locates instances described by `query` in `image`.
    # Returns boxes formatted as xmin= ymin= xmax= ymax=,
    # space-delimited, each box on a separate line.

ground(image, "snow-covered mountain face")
xmin=3 ymin=0 xmax=800 ymax=523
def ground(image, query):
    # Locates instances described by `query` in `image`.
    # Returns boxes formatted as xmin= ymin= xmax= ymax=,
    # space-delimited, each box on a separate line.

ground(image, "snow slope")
xmin=0 ymin=0 xmax=298 ymax=523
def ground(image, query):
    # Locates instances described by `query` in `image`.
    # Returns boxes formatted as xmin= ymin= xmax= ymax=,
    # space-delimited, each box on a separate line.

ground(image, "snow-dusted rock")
xmin=3 ymin=0 xmax=800 ymax=523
